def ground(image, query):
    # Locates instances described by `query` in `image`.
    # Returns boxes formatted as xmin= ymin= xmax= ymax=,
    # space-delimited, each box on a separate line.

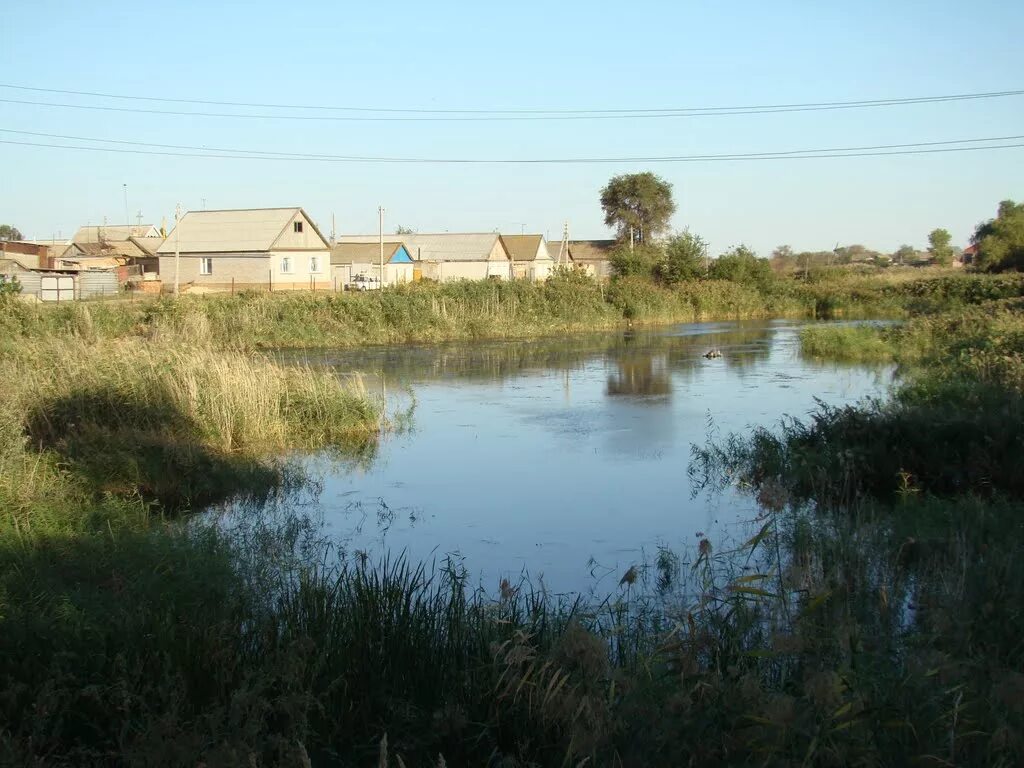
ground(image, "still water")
xmin=276 ymin=320 xmax=892 ymax=594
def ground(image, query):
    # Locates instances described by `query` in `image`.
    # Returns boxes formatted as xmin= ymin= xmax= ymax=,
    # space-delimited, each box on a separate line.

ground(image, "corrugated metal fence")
xmin=6 ymin=270 xmax=120 ymax=301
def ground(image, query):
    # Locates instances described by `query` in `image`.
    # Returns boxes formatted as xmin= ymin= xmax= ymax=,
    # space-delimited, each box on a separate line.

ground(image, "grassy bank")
xmin=5 ymin=269 xmax=1022 ymax=350
xmin=3 ymin=274 xmax=1024 ymax=765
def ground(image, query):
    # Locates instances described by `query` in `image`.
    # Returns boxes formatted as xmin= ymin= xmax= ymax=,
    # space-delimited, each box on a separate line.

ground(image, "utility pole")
xmin=378 ymin=205 xmax=385 ymax=289
xmin=123 ymin=184 xmax=129 ymax=226
xmin=136 ymin=210 xmax=143 ymax=228
xmin=331 ymin=212 xmax=336 ymax=244
xmin=174 ymin=203 xmax=182 ymax=296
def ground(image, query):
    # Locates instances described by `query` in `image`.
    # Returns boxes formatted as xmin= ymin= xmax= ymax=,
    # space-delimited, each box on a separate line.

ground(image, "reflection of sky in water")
xmin=276 ymin=320 xmax=894 ymax=594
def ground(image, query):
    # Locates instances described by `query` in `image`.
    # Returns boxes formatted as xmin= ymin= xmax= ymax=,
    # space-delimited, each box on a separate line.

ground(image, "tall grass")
xmin=6 ymin=271 xmax=1020 ymax=350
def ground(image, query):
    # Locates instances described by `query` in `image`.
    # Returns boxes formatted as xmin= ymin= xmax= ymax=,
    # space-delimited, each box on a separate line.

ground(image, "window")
xmin=280 ymin=255 xmax=293 ymax=274
xmin=200 ymin=257 xmax=213 ymax=275
xmin=293 ymin=221 xmax=303 ymax=233
xmin=310 ymin=255 xmax=322 ymax=273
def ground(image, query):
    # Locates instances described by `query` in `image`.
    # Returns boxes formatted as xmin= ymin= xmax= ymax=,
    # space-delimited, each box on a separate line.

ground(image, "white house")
xmin=341 ymin=233 xmax=512 ymax=282
xmin=501 ymin=235 xmax=556 ymax=281
xmin=330 ymin=241 xmax=415 ymax=288
xmin=156 ymin=208 xmax=331 ymax=292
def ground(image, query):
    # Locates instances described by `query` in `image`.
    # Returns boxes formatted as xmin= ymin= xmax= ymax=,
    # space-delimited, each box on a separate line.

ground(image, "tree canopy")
xmin=0 ymin=224 xmax=24 ymax=241
xmin=973 ymin=200 xmax=1024 ymax=272
xmin=710 ymin=246 xmax=774 ymax=286
xmin=599 ymin=172 xmax=676 ymax=245
xmin=928 ymin=228 xmax=954 ymax=266
xmin=656 ymin=230 xmax=707 ymax=284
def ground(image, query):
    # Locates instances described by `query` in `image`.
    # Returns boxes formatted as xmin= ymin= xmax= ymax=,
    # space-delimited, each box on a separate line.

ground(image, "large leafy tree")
xmin=656 ymin=230 xmax=707 ymax=283
xmin=600 ymin=172 xmax=676 ymax=245
xmin=0 ymin=224 xmax=24 ymax=241
xmin=710 ymin=245 xmax=774 ymax=286
xmin=894 ymin=244 xmax=916 ymax=266
xmin=973 ymin=200 xmax=1024 ymax=272
xmin=927 ymin=228 xmax=954 ymax=266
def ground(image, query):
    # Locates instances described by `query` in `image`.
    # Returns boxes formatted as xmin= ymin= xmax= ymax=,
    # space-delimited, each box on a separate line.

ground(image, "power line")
xmin=1 ymin=82 xmax=1021 ymax=115
xmin=2 ymin=89 xmax=1023 ymax=122
xmin=3 ymin=127 xmax=1023 ymax=162
xmin=1 ymin=135 xmax=1022 ymax=164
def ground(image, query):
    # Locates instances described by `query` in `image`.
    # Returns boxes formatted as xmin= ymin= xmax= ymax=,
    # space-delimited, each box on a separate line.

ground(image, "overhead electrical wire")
xmin=1 ymin=129 xmax=1021 ymax=164
xmin=0 ymin=86 xmax=1022 ymax=121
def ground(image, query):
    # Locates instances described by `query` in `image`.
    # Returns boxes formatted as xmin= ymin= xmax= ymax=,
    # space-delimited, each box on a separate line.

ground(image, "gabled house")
xmin=330 ymin=241 xmax=415 ymax=287
xmin=73 ymin=224 xmax=161 ymax=243
xmin=566 ymin=239 xmax=616 ymax=279
xmin=501 ymin=235 xmax=556 ymax=281
xmin=156 ymin=208 xmax=331 ymax=292
xmin=341 ymin=233 xmax=512 ymax=282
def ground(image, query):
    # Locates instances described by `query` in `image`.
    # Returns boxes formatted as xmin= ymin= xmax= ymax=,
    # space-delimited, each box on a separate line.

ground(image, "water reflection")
xmin=261 ymin=320 xmax=895 ymax=593
xmin=607 ymin=354 xmax=671 ymax=399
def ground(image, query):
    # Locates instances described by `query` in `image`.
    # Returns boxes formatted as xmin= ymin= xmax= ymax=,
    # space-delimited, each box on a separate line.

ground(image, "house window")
xmin=293 ymin=221 xmax=303 ymax=233
xmin=310 ymin=255 xmax=321 ymax=273
xmin=200 ymin=257 xmax=213 ymax=275
xmin=280 ymin=255 xmax=293 ymax=274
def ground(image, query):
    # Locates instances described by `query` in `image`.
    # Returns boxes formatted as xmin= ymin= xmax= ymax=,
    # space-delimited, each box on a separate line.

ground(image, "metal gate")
xmin=40 ymin=275 xmax=74 ymax=302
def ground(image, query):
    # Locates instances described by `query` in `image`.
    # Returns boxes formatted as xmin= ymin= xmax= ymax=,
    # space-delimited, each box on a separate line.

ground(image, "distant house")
xmin=961 ymin=243 xmax=980 ymax=265
xmin=60 ymin=239 xmax=146 ymax=273
xmin=73 ymin=224 xmax=161 ymax=243
xmin=129 ymin=236 xmax=165 ymax=276
xmin=0 ymin=241 xmax=55 ymax=270
xmin=566 ymin=240 xmax=616 ymax=279
xmin=330 ymin=241 xmax=415 ymax=287
xmin=341 ymin=233 xmax=512 ymax=282
xmin=156 ymin=208 xmax=331 ymax=292
xmin=501 ymin=235 xmax=556 ymax=281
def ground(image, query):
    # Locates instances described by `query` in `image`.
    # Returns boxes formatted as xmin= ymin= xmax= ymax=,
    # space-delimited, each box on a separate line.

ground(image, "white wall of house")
xmin=345 ymin=261 xmax=415 ymax=287
xmin=420 ymin=261 xmax=503 ymax=282
xmin=271 ymin=249 xmax=329 ymax=287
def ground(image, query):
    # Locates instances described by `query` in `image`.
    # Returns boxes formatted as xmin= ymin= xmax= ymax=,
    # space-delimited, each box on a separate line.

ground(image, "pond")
xmin=256 ymin=320 xmax=893 ymax=595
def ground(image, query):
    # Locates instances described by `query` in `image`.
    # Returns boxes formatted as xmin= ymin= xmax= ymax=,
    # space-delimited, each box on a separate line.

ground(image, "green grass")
xmin=3 ymin=275 xmax=1024 ymax=765
xmin=800 ymin=323 xmax=897 ymax=362
xmin=6 ymin=270 xmax=1022 ymax=350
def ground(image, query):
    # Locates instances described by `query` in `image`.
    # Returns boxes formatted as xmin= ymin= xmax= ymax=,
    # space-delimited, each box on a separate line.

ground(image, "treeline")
xmin=606 ymin=197 xmax=1024 ymax=280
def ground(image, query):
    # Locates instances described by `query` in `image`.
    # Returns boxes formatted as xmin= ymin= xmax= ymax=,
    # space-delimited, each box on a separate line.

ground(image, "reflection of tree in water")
xmin=607 ymin=354 xmax=671 ymax=398
xmin=282 ymin=321 xmax=780 ymax=386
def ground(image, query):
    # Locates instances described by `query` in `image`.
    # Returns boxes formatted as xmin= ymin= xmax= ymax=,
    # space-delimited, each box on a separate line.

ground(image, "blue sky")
xmin=2 ymin=0 xmax=1022 ymax=254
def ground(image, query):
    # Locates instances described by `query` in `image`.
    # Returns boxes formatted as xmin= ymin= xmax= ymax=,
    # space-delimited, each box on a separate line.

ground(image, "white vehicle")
xmin=350 ymin=274 xmax=382 ymax=291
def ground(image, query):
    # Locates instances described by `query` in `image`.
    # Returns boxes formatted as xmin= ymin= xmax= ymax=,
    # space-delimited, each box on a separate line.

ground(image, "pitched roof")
xmin=130 ymin=236 xmax=165 ymax=255
xmin=567 ymin=239 xmax=617 ymax=263
xmin=71 ymin=240 xmax=145 ymax=259
xmin=156 ymin=208 xmax=328 ymax=254
xmin=338 ymin=233 xmax=507 ymax=262
xmin=73 ymin=224 xmax=159 ymax=243
xmin=331 ymin=242 xmax=407 ymax=265
xmin=501 ymin=234 xmax=552 ymax=263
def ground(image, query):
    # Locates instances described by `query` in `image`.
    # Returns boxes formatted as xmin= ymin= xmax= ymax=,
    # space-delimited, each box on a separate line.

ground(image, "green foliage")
xmin=893 ymin=244 xmax=916 ymax=265
xmin=0 ymin=275 xmax=21 ymax=296
xmin=799 ymin=323 xmax=896 ymax=363
xmin=973 ymin=199 xmax=1024 ymax=272
xmin=608 ymin=243 xmax=661 ymax=279
xmin=928 ymin=227 xmax=954 ymax=266
xmin=0 ymin=224 xmax=23 ymax=241
xmin=655 ymin=230 xmax=707 ymax=284
xmin=599 ymin=172 xmax=676 ymax=244
xmin=709 ymin=245 xmax=775 ymax=287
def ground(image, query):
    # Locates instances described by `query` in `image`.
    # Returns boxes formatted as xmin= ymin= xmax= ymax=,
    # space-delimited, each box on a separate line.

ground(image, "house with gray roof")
xmin=339 ymin=233 xmax=511 ymax=282
xmin=331 ymin=241 xmax=414 ymax=287
xmin=156 ymin=208 xmax=330 ymax=292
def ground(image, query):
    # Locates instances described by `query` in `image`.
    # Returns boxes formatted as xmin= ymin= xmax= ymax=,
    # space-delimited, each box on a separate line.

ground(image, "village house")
xmin=340 ymin=233 xmax=512 ymax=282
xmin=330 ymin=241 xmax=414 ymax=288
xmin=565 ymin=239 xmax=616 ymax=279
xmin=500 ymin=234 xmax=556 ymax=281
xmin=156 ymin=208 xmax=331 ymax=292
